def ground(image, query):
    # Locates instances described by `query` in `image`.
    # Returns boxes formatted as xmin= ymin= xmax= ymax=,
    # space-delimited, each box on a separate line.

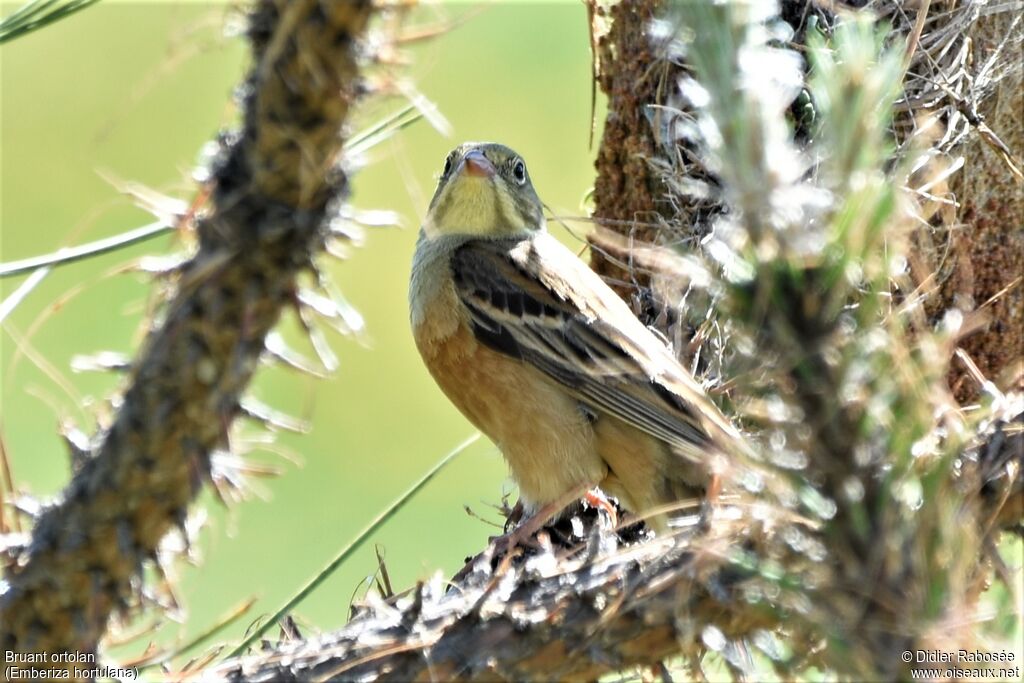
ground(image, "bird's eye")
xmin=442 ymin=154 xmax=454 ymax=177
xmin=512 ymin=159 xmax=526 ymax=185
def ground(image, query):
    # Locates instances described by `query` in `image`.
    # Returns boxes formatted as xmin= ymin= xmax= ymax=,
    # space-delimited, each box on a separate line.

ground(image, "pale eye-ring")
xmin=512 ymin=159 xmax=527 ymax=185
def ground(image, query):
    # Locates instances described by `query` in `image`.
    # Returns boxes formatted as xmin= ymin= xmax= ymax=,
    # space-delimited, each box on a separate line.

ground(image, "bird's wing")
xmin=450 ymin=233 xmax=738 ymax=459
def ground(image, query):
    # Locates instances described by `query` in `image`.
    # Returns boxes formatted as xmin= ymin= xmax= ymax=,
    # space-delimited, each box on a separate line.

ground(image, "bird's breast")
xmin=414 ymin=316 xmax=608 ymax=508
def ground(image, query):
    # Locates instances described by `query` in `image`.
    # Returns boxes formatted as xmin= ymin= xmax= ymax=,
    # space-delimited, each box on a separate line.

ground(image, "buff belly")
xmin=416 ymin=323 xmax=608 ymax=510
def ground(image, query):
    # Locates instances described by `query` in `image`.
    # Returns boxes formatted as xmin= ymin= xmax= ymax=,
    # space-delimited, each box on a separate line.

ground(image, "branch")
xmin=205 ymin=518 xmax=777 ymax=682
xmin=0 ymin=0 xmax=376 ymax=668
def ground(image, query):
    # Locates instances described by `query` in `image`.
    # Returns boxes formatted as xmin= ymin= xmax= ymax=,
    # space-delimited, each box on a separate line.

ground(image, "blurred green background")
xmin=0 ymin=0 xmax=604 ymax=659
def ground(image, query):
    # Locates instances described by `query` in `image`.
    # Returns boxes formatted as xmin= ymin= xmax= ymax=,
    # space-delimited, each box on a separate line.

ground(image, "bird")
xmin=409 ymin=142 xmax=741 ymax=533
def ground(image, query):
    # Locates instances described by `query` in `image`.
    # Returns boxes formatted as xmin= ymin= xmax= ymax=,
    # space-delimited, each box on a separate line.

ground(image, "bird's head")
xmin=423 ymin=142 xmax=545 ymax=239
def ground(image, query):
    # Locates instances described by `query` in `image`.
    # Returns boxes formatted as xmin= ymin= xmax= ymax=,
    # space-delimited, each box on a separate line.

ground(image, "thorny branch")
xmin=207 ymin=519 xmax=768 ymax=682
xmin=0 ymin=0 xmax=376 ymax=668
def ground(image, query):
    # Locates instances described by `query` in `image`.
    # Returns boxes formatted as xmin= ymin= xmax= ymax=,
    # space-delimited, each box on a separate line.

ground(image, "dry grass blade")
xmin=224 ymin=432 xmax=478 ymax=661
xmin=0 ymin=220 xmax=173 ymax=279
xmin=129 ymin=597 xmax=258 ymax=671
xmin=0 ymin=267 xmax=50 ymax=324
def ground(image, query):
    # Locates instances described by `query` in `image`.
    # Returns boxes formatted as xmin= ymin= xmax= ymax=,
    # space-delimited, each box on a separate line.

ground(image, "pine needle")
xmin=0 ymin=0 xmax=101 ymax=45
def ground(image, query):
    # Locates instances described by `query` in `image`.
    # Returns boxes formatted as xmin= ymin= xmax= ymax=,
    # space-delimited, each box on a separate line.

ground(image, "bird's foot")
xmin=697 ymin=472 xmax=723 ymax=532
xmin=502 ymin=499 xmax=525 ymax=533
xmin=583 ymin=487 xmax=618 ymax=529
xmin=490 ymin=484 xmax=619 ymax=556
xmin=490 ymin=492 xmax=576 ymax=556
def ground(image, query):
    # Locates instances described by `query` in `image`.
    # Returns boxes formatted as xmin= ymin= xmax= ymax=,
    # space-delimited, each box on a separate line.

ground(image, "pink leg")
xmin=495 ymin=483 xmax=617 ymax=553
xmin=583 ymin=487 xmax=618 ymax=529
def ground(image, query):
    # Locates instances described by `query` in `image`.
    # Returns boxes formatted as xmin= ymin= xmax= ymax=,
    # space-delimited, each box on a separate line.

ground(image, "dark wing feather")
xmin=450 ymin=235 xmax=735 ymax=458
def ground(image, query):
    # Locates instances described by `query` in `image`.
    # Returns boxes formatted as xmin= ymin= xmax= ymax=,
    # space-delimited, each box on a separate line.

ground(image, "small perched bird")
xmin=410 ymin=142 xmax=739 ymax=530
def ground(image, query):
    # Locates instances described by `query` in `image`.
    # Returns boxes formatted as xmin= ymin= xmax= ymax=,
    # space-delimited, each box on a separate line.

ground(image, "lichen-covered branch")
xmin=0 ymin=0 xmax=375 ymax=667
xmin=203 ymin=519 xmax=776 ymax=682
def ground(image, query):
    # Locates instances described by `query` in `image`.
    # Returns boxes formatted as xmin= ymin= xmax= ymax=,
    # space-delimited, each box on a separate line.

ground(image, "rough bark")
xmin=590 ymin=0 xmax=667 ymax=297
xmin=940 ymin=9 xmax=1024 ymax=401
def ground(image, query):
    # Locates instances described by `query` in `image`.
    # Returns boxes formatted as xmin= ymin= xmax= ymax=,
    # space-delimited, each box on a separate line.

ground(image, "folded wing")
xmin=450 ymin=233 xmax=738 ymax=462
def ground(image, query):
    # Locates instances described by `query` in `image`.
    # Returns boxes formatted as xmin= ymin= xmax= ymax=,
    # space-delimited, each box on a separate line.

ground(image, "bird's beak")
xmin=460 ymin=149 xmax=496 ymax=179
